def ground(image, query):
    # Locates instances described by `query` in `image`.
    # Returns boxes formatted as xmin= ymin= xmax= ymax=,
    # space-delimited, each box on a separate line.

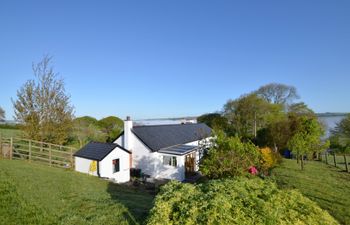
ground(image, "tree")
xmin=97 ymin=116 xmax=123 ymax=142
xmin=287 ymin=116 xmax=324 ymax=170
xmin=12 ymin=55 xmax=74 ymax=144
xmin=73 ymin=116 xmax=106 ymax=147
xmin=223 ymin=94 xmax=283 ymax=139
xmin=255 ymin=83 xmax=299 ymax=105
xmin=288 ymin=102 xmax=315 ymax=116
xmin=197 ymin=113 xmax=229 ymax=131
xmin=0 ymin=107 xmax=5 ymax=121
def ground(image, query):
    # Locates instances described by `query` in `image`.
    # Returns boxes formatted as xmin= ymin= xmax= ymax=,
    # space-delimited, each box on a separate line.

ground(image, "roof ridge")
xmin=133 ymin=123 xmax=204 ymax=128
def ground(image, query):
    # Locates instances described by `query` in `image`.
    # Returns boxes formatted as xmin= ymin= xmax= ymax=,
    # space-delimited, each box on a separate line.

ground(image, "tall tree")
xmin=287 ymin=116 xmax=324 ymax=169
xmin=255 ymin=83 xmax=299 ymax=105
xmin=223 ymin=94 xmax=283 ymax=139
xmin=0 ymin=106 xmax=5 ymax=121
xmin=13 ymin=55 xmax=74 ymax=144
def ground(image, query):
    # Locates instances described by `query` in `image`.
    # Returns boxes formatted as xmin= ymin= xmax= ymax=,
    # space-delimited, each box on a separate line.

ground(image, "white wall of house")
xmin=114 ymin=118 xmax=210 ymax=181
xmin=99 ymin=147 xmax=130 ymax=183
xmin=75 ymin=157 xmax=98 ymax=176
xmin=153 ymin=153 xmax=186 ymax=181
xmin=74 ymin=147 xmax=130 ymax=183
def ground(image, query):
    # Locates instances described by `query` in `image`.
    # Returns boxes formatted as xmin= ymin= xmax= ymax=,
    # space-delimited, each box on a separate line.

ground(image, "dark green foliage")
xmin=72 ymin=115 xmax=123 ymax=147
xmin=200 ymin=131 xmax=261 ymax=178
xmin=197 ymin=113 xmax=229 ymax=131
xmin=147 ymin=177 xmax=338 ymax=225
xmin=98 ymin=116 xmax=123 ymax=142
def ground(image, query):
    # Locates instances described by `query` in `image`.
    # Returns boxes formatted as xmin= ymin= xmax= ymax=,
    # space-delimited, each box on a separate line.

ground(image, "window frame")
xmin=163 ymin=155 xmax=177 ymax=167
xmin=113 ymin=158 xmax=120 ymax=173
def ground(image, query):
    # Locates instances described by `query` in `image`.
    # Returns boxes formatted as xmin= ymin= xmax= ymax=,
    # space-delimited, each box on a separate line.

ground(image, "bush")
xmin=147 ymin=178 xmax=338 ymax=225
xmin=260 ymin=147 xmax=281 ymax=173
xmin=200 ymin=131 xmax=261 ymax=178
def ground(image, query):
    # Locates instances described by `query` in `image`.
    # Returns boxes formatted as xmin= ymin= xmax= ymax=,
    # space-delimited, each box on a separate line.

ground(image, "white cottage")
xmin=114 ymin=117 xmax=211 ymax=181
xmin=74 ymin=116 xmax=211 ymax=182
xmin=74 ymin=142 xmax=131 ymax=183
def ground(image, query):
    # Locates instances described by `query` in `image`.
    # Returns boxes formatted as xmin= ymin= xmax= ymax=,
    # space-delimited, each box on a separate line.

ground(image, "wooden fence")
xmin=320 ymin=152 xmax=349 ymax=172
xmin=0 ymin=135 xmax=76 ymax=169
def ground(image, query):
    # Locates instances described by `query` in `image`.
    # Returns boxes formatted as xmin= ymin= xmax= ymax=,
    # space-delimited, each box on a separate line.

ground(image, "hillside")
xmin=0 ymin=160 xmax=154 ymax=225
xmin=272 ymin=159 xmax=350 ymax=225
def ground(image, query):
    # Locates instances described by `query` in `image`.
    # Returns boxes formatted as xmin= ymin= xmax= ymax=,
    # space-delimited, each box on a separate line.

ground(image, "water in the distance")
xmin=318 ymin=115 xmax=346 ymax=138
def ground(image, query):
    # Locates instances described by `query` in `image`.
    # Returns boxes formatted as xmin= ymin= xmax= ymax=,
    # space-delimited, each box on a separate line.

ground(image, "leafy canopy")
xmin=12 ymin=55 xmax=74 ymax=144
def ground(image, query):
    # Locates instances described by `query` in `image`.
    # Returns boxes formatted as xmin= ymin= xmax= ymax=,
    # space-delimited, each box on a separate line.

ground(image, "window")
xmin=163 ymin=156 xmax=177 ymax=167
xmin=113 ymin=159 xmax=120 ymax=173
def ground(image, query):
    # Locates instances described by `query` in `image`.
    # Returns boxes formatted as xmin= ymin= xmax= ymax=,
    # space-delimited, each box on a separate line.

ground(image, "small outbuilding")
xmin=74 ymin=142 xmax=131 ymax=183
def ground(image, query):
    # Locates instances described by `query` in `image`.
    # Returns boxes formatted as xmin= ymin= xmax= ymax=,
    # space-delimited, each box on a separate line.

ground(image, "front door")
xmin=185 ymin=152 xmax=196 ymax=177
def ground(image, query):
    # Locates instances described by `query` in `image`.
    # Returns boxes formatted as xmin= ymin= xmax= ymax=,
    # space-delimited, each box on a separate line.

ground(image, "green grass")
xmin=0 ymin=160 xmax=154 ymax=225
xmin=0 ymin=128 xmax=22 ymax=138
xmin=272 ymin=159 xmax=350 ymax=225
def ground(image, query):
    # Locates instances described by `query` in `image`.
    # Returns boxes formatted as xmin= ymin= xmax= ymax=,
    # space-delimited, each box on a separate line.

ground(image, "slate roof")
xmin=74 ymin=142 xmax=130 ymax=161
xmin=158 ymin=144 xmax=199 ymax=156
xmin=132 ymin=123 xmax=211 ymax=151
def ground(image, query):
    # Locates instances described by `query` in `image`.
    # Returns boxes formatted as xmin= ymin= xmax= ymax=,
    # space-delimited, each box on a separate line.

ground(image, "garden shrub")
xmin=147 ymin=178 xmax=338 ymax=225
xmin=260 ymin=147 xmax=281 ymax=173
xmin=200 ymin=131 xmax=262 ymax=178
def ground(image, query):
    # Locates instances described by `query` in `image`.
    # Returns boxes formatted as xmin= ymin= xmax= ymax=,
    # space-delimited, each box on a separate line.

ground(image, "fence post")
xmin=0 ymin=133 xmax=2 ymax=156
xmin=49 ymin=144 xmax=52 ymax=167
xmin=344 ymin=155 xmax=349 ymax=173
xmin=29 ymin=140 xmax=32 ymax=161
xmin=70 ymin=148 xmax=74 ymax=169
xmin=10 ymin=137 xmax=13 ymax=160
xmin=333 ymin=153 xmax=337 ymax=167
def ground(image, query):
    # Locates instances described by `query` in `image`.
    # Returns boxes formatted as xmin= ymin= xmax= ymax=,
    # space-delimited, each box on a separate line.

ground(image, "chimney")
xmin=124 ymin=116 xmax=133 ymax=150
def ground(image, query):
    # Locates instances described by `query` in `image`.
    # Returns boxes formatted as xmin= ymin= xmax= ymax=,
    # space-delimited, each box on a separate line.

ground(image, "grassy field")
xmin=0 ymin=160 xmax=154 ymax=225
xmin=272 ymin=159 xmax=350 ymax=225
xmin=0 ymin=128 xmax=22 ymax=138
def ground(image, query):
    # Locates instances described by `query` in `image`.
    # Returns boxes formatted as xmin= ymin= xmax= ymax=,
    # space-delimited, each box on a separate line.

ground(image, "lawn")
xmin=272 ymin=159 xmax=350 ymax=225
xmin=0 ymin=128 xmax=22 ymax=138
xmin=0 ymin=159 xmax=154 ymax=225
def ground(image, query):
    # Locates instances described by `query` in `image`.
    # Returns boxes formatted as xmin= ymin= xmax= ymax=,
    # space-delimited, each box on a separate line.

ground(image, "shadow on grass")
xmin=107 ymin=182 xmax=155 ymax=225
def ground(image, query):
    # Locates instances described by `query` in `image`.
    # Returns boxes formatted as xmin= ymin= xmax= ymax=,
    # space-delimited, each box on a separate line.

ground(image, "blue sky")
xmin=1 ymin=0 xmax=349 ymax=120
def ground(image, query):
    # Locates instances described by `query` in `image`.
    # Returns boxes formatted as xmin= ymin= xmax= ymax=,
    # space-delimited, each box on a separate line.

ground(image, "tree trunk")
xmin=333 ymin=153 xmax=337 ymax=167
xmin=296 ymin=152 xmax=299 ymax=164
xmin=325 ymin=153 xmax=328 ymax=164
xmin=301 ymin=155 xmax=304 ymax=170
xmin=344 ymin=154 xmax=349 ymax=173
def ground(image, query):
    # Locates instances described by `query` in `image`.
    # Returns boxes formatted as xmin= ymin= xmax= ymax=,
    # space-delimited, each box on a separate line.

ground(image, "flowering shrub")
xmin=260 ymin=147 xmax=281 ymax=173
xmin=147 ymin=178 xmax=338 ymax=225
xmin=200 ymin=131 xmax=262 ymax=178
